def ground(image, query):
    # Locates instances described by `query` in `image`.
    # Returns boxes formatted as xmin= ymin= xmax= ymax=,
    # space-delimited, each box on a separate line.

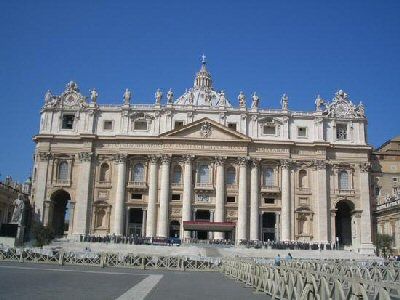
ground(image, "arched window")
xmin=172 ymin=165 xmax=182 ymax=184
xmin=198 ymin=164 xmax=209 ymax=184
xmin=299 ymin=170 xmax=308 ymax=188
xmin=58 ymin=161 xmax=69 ymax=181
xmin=263 ymin=167 xmax=274 ymax=186
xmin=132 ymin=163 xmax=145 ymax=182
xmin=99 ymin=163 xmax=110 ymax=182
xmin=339 ymin=170 xmax=349 ymax=190
xmin=226 ymin=167 xmax=236 ymax=185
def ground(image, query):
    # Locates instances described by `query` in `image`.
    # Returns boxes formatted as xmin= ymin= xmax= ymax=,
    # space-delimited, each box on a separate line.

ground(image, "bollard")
xmin=19 ymin=250 xmax=24 ymax=263
xmin=141 ymin=256 xmax=146 ymax=270
xmin=58 ymin=251 xmax=64 ymax=266
xmin=100 ymin=253 xmax=105 ymax=268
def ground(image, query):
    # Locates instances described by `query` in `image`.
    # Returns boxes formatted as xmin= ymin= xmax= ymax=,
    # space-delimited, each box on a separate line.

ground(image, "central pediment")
xmin=160 ymin=118 xmax=251 ymax=142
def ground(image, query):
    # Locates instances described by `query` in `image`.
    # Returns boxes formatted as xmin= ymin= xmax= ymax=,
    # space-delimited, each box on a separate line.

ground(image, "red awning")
xmin=183 ymin=221 xmax=236 ymax=232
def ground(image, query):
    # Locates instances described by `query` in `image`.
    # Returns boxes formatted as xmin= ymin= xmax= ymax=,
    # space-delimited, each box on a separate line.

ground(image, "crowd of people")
xmin=79 ymin=234 xmax=338 ymax=250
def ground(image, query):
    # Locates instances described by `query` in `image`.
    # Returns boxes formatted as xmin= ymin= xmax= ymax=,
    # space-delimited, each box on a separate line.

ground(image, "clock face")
xmin=335 ymin=103 xmax=349 ymax=118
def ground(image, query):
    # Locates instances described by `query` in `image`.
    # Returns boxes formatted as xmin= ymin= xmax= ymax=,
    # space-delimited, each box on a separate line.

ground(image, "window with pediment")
xmin=263 ymin=167 xmax=274 ymax=186
xmin=172 ymin=165 xmax=182 ymax=184
xmin=133 ymin=120 xmax=148 ymax=131
xmin=226 ymin=166 xmax=236 ymax=185
xmin=58 ymin=161 xmax=69 ymax=181
xmin=339 ymin=170 xmax=349 ymax=190
xmin=132 ymin=163 xmax=145 ymax=182
xmin=336 ymin=124 xmax=347 ymax=140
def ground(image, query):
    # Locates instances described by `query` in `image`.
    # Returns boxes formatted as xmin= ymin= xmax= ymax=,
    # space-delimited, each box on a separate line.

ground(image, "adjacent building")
xmin=31 ymin=58 xmax=374 ymax=253
xmin=371 ymin=136 xmax=400 ymax=255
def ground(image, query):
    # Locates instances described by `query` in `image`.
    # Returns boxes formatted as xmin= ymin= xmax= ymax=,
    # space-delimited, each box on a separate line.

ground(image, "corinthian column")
xmin=250 ymin=159 xmax=260 ymax=241
xmin=214 ymin=156 xmax=225 ymax=240
xmin=237 ymin=157 xmax=248 ymax=242
xmin=113 ymin=154 xmax=127 ymax=236
xmin=157 ymin=155 xmax=171 ymax=238
xmin=315 ymin=160 xmax=328 ymax=243
xmin=146 ymin=155 xmax=158 ymax=237
xmin=281 ymin=159 xmax=291 ymax=241
xmin=182 ymin=155 xmax=194 ymax=239
xmin=359 ymin=163 xmax=375 ymax=254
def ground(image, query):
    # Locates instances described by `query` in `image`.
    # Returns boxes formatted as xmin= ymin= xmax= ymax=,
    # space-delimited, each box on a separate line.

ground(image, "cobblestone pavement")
xmin=0 ymin=261 xmax=268 ymax=300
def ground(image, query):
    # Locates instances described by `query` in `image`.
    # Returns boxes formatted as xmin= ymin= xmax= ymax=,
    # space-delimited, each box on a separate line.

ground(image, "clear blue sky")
xmin=1 ymin=1 xmax=399 ymax=182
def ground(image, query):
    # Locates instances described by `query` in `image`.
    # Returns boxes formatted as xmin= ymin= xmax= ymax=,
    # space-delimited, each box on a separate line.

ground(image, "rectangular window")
xmin=393 ymin=177 xmax=398 ymax=182
xmin=375 ymin=186 xmax=380 ymax=196
xmin=103 ymin=120 xmax=113 ymax=131
xmin=131 ymin=193 xmax=142 ymax=200
xmin=171 ymin=194 xmax=181 ymax=201
xmin=228 ymin=123 xmax=237 ymax=131
xmin=134 ymin=120 xmax=148 ymax=131
xmin=336 ymin=124 xmax=347 ymax=140
xmin=264 ymin=198 xmax=275 ymax=204
xmin=263 ymin=125 xmax=276 ymax=135
xmin=298 ymin=127 xmax=307 ymax=138
xmin=226 ymin=196 xmax=236 ymax=203
xmin=174 ymin=121 xmax=184 ymax=130
xmin=62 ymin=115 xmax=74 ymax=130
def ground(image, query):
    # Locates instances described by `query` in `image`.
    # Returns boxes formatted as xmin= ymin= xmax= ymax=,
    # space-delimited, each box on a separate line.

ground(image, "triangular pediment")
xmin=160 ymin=118 xmax=251 ymax=142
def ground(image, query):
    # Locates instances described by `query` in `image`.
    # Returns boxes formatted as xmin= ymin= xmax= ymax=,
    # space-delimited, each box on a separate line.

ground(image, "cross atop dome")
xmin=194 ymin=54 xmax=212 ymax=89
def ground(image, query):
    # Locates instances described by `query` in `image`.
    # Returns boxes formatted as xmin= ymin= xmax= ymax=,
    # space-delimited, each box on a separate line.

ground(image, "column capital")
xmin=214 ymin=156 xmax=226 ymax=166
xmin=182 ymin=154 xmax=195 ymax=164
xmin=313 ymin=160 xmax=327 ymax=170
xmin=38 ymin=152 xmax=53 ymax=161
xmin=359 ymin=162 xmax=371 ymax=173
xmin=280 ymin=159 xmax=293 ymax=169
xmin=148 ymin=154 xmax=159 ymax=164
xmin=113 ymin=153 xmax=128 ymax=164
xmin=237 ymin=156 xmax=250 ymax=166
xmin=160 ymin=154 xmax=171 ymax=165
xmin=250 ymin=158 xmax=261 ymax=168
xmin=78 ymin=152 xmax=93 ymax=162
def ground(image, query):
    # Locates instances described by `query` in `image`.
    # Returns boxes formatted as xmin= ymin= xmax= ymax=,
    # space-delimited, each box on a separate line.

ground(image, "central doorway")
xmin=50 ymin=190 xmax=71 ymax=236
xmin=128 ymin=208 xmax=143 ymax=237
xmin=335 ymin=200 xmax=353 ymax=247
xmin=262 ymin=212 xmax=276 ymax=242
xmin=195 ymin=210 xmax=210 ymax=240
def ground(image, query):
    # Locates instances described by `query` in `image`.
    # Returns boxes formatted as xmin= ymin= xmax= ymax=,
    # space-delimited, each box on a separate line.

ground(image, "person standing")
xmin=274 ymin=254 xmax=281 ymax=266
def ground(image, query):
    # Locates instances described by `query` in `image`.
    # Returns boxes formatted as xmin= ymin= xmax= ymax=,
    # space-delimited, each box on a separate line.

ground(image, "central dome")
xmin=174 ymin=56 xmax=232 ymax=107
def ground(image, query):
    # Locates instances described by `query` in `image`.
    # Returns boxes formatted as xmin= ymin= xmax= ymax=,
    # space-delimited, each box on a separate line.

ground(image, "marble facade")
xmin=31 ymin=58 xmax=374 ymax=253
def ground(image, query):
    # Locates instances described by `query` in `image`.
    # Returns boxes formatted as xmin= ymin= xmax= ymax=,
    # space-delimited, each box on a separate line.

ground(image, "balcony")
xmin=127 ymin=181 xmax=148 ymax=190
xmin=95 ymin=181 xmax=112 ymax=189
xmin=260 ymin=185 xmax=281 ymax=193
xmin=54 ymin=180 xmax=71 ymax=187
xmin=171 ymin=182 xmax=183 ymax=190
xmin=194 ymin=183 xmax=214 ymax=191
xmin=226 ymin=184 xmax=238 ymax=192
xmin=296 ymin=187 xmax=311 ymax=195
xmin=334 ymin=189 xmax=355 ymax=195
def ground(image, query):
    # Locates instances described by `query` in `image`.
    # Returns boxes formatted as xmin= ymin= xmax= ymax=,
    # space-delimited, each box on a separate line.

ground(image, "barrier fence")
xmin=1 ymin=246 xmax=400 ymax=299
xmin=221 ymin=258 xmax=400 ymax=299
xmin=0 ymin=247 xmax=221 ymax=271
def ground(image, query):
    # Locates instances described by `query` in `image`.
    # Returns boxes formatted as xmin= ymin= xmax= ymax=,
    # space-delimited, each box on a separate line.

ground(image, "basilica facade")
xmin=31 ymin=58 xmax=374 ymax=253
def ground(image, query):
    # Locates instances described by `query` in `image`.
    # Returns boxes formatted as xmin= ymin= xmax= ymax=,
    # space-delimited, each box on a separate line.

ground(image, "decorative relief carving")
xmin=78 ymin=152 xmax=93 ymax=162
xmin=250 ymin=158 xmax=261 ymax=168
xmin=182 ymin=154 xmax=195 ymax=164
xmin=325 ymin=90 xmax=365 ymax=118
xmin=313 ymin=160 xmax=327 ymax=170
xmin=227 ymin=210 xmax=237 ymax=218
xmin=171 ymin=208 xmax=181 ymax=216
xmin=200 ymin=122 xmax=212 ymax=138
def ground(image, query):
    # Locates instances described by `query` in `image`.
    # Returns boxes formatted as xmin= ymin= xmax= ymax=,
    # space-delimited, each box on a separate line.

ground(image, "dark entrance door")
xmin=195 ymin=210 xmax=210 ymax=240
xmin=335 ymin=201 xmax=353 ymax=247
xmin=51 ymin=190 xmax=71 ymax=236
xmin=169 ymin=220 xmax=180 ymax=238
xmin=128 ymin=208 xmax=143 ymax=237
xmin=262 ymin=212 xmax=276 ymax=242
